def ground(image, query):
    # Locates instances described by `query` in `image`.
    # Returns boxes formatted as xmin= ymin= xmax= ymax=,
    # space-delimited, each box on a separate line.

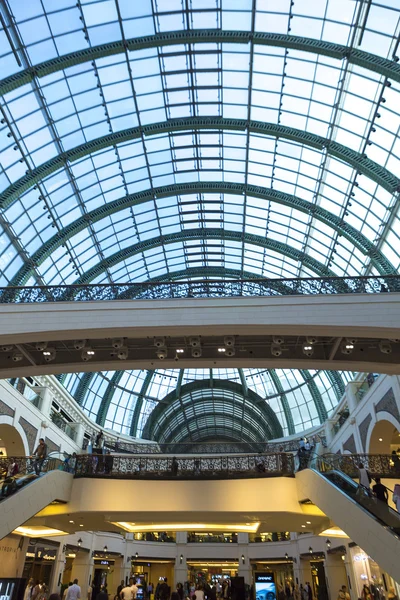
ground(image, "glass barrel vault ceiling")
xmin=0 ymin=0 xmax=399 ymax=441
xmin=60 ymin=368 xmax=354 ymax=440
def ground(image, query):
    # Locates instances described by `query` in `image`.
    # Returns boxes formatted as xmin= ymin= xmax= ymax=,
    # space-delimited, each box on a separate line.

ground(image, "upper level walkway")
xmin=0 ymin=276 xmax=399 ymax=376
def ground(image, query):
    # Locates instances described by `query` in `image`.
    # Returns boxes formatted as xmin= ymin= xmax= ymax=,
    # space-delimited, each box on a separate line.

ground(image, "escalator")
xmin=0 ymin=455 xmax=73 ymax=540
xmin=296 ymin=456 xmax=400 ymax=582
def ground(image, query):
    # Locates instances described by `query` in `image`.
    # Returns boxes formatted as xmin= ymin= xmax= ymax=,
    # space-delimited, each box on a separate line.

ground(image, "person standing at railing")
xmin=391 ymin=450 xmax=400 ymax=476
xmin=393 ymin=483 xmax=400 ymax=512
xmin=32 ymin=438 xmax=48 ymax=476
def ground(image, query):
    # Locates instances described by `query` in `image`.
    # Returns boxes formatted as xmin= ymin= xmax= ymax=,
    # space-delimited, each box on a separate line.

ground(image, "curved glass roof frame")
xmin=0 ymin=0 xmax=398 ymax=443
xmin=0 ymin=0 xmax=400 ymax=288
xmin=60 ymin=368 xmax=353 ymax=439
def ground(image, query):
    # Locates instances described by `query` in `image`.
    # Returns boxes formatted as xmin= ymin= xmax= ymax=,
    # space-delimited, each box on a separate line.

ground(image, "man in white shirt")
xmin=130 ymin=578 xmax=138 ymax=599
xmin=120 ymin=585 xmax=133 ymax=600
xmin=66 ymin=580 xmax=81 ymax=600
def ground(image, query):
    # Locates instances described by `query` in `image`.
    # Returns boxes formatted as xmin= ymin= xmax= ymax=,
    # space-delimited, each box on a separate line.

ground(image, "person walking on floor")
xmin=66 ymin=580 xmax=81 ymax=600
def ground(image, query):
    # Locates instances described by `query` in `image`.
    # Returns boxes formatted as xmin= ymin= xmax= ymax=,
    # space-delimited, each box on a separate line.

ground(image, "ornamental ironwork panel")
xmin=0 ymin=275 xmax=399 ymax=304
xmin=359 ymin=414 xmax=373 ymax=452
xmin=0 ymin=399 xmax=15 ymax=418
xmin=74 ymin=452 xmax=294 ymax=479
xmin=375 ymin=388 xmax=400 ymax=423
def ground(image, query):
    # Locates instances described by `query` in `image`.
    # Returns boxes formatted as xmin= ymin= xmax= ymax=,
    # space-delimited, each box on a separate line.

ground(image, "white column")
xmin=237 ymin=534 xmax=251 ymax=585
xmin=174 ymin=531 xmax=187 ymax=588
xmin=324 ymin=419 xmax=335 ymax=446
xmin=51 ymin=543 xmax=67 ymax=595
xmin=38 ymin=386 xmax=53 ymax=418
xmin=71 ymin=422 xmax=85 ymax=450
xmin=345 ymin=383 xmax=359 ymax=414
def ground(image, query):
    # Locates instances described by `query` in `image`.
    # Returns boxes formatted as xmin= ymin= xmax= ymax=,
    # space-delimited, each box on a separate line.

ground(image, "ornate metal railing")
xmin=105 ymin=438 xmax=321 ymax=455
xmin=74 ymin=452 xmax=294 ymax=479
xmin=317 ymin=453 xmax=400 ymax=478
xmin=0 ymin=275 xmax=399 ymax=304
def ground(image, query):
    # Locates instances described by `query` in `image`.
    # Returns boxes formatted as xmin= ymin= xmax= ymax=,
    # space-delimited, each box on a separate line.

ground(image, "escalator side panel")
xmin=296 ymin=468 xmax=400 ymax=583
xmin=0 ymin=470 xmax=73 ymax=540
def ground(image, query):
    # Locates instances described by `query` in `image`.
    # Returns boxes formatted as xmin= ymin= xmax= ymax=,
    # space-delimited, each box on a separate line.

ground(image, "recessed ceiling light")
xmin=79 ymin=524 xmax=84 ymax=527
xmin=306 ymin=521 xmax=311 ymax=524
xmin=69 ymin=520 xmax=74 ymax=524
xmin=301 ymin=525 xmax=306 ymax=528
xmin=379 ymin=438 xmax=383 ymax=441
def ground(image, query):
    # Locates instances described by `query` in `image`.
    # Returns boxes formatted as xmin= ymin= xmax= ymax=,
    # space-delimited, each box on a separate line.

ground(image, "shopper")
xmin=117 ymin=582 xmax=124 ymax=600
xmin=96 ymin=586 xmax=108 ymax=600
xmin=24 ymin=579 xmax=35 ymax=600
xmin=393 ymin=483 xmax=400 ymax=512
xmin=120 ymin=584 xmax=133 ymax=600
xmin=130 ymin=579 xmax=138 ymax=600
xmin=66 ymin=580 xmax=81 ymax=600
xmin=338 ymin=586 xmax=350 ymax=600
xmin=358 ymin=462 xmax=371 ymax=489
xmin=391 ymin=451 xmax=400 ymax=475
xmin=32 ymin=438 xmax=48 ymax=475
xmin=194 ymin=586 xmax=205 ymax=600
xmin=159 ymin=579 xmax=171 ymax=600
xmin=293 ymin=586 xmax=300 ymax=600
xmin=63 ymin=584 xmax=73 ymax=600
xmin=176 ymin=584 xmax=184 ymax=600
xmin=372 ymin=478 xmax=388 ymax=504
xmin=31 ymin=581 xmax=41 ymax=600
xmin=361 ymin=586 xmax=372 ymax=600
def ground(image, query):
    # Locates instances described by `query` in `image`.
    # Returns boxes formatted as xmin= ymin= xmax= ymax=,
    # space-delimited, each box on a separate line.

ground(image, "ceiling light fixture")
xmin=326 ymin=539 xmax=331 ymax=549
xmin=302 ymin=345 xmax=314 ymax=356
xmin=218 ymin=348 xmax=226 ymax=353
xmin=43 ymin=348 xmax=56 ymax=362
xmin=77 ymin=538 xmax=82 ymax=547
xmin=176 ymin=349 xmax=184 ymax=353
xmin=379 ymin=340 xmax=392 ymax=354
xmin=271 ymin=344 xmax=282 ymax=357
xmin=81 ymin=348 xmax=95 ymax=361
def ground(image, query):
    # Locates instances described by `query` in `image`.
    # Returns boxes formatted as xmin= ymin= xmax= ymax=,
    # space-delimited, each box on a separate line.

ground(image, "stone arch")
xmin=0 ymin=418 xmax=29 ymax=456
xmin=367 ymin=416 xmax=400 ymax=455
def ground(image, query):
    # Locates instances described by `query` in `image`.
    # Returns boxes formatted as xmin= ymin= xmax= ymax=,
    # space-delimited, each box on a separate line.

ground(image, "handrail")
xmin=0 ymin=275 xmax=399 ymax=303
xmin=0 ymin=454 xmax=66 ymax=501
xmin=308 ymin=454 xmax=400 ymax=536
xmin=74 ymin=452 xmax=295 ymax=479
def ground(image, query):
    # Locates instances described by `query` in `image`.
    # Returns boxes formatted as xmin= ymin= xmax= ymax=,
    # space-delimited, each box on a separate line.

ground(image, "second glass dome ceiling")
xmin=0 ymin=0 xmax=399 ymax=440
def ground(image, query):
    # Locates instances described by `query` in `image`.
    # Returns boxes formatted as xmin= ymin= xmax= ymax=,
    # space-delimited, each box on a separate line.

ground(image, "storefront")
xmin=22 ymin=540 xmax=59 ymax=588
xmin=349 ymin=546 xmax=400 ymax=598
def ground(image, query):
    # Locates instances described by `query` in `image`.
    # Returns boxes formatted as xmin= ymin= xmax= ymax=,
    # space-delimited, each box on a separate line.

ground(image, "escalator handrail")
xmin=307 ymin=460 xmax=400 ymax=536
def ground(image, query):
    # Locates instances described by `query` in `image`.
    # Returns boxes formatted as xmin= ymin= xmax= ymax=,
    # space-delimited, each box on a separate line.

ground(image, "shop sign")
xmin=34 ymin=548 xmax=57 ymax=561
xmin=94 ymin=559 xmax=114 ymax=566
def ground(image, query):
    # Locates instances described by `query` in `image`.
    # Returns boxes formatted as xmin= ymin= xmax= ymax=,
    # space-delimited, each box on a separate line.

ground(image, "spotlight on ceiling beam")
xmin=73 ymin=339 xmax=86 ymax=350
xmin=35 ymin=341 xmax=48 ymax=351
xmin=11 ymin=351 xmax=23 ymax=362
xmin=271 ymin=344 xmax=282 ymax=357
xmin=43 ymin=348 xmax=56 ymax=362
xmin=191 ymin=347 xmax=202 ymax=358
xmin=218 ymin=348 xmax=226 ymax=353
xmin=224 ymin=336 xmax=235 ymax=347
xmin=156 ymin=348 xmax=167 ymax=360
xmin=189 ymin=336 xmax=201 ymax=347
xmin=302 ymin=344 xmax=314 ymax=357
xmin=272 ymin=336 xmax=284 ymax=345
xmin=306 ymin=336 xmax=317 ymax=345
xmin=379 ymin=340 xmax=392 ymax=354
xmin=154 ymin=337 xmax=165 ymax=348
xmin=1 ymin=345 xmax=14 ymax=352
xmin=111 ymin=338 xmax=124 ymax=349
xmin=81 ymin=348 xmax=95 ymax=361
xmin=176 ymin=348 xmax=184 ymax=354
xmin=117 ymin=346 xmax=129 ymax=360
xmin=340 ymin=342 xmax=354 ymax=355
xmin=226 ymin=348 xmax=235 ymax=357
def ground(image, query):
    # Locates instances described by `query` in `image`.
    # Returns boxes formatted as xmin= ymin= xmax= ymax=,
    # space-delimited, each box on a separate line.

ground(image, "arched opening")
xmin=0 ymin=424 xmax=26 ymax=456
xmin=368 ymin=419 xmax=400 ymax=455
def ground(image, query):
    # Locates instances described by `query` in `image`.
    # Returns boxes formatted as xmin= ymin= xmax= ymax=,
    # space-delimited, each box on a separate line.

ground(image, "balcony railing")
xmin=355 ymin=373 xmax=379 ymax=403
xmin=74 ymin=452 xmax=294 ymax=479
xmin=0 ymin=275 xmax=399 ymax=304
xmin=249 ymin=532 xmax=290 ymax=542
xmin=187 ymin=533 xmax=238 ymax=543
xmin=50 ymin=411 xmax=77 ymax=442
xmin=8 ymin=378 xmax=43 ymax=409
xmin=317 ymin=453 xmax=400 ymax=479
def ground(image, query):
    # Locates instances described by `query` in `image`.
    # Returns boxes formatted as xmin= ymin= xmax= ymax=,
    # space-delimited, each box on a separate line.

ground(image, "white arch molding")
xmin=0 ymin=416 xmax=30 ymax=456
xmin=365 ymin=412 xmax=400 ymax=455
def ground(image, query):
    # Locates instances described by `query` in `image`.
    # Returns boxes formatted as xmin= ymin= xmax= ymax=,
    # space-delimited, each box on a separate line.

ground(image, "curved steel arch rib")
xmin=1 ymin=118 xmax=399 ymax=214
xmin=68 ymin=228 xmax=338 ymax=285
xmin=142 ymin=379 xmax=283 ymax=441
xmin=1 ymin=30 xmax=400 ymax=97
xmin=10 ymin=182 xmax=394 ymax=287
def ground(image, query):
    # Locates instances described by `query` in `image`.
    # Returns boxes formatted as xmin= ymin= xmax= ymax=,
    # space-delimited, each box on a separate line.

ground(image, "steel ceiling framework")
xmin=0 ymin=0 xmax=398 ymax=440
